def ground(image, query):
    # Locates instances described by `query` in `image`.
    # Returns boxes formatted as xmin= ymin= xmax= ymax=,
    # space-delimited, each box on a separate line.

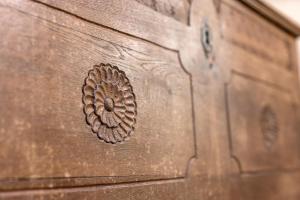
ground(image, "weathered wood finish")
xmin=0 ymin=0 xmax=299 ymax=199
xmin=135 ymin=0 xmax=191 ymax=24
xmin=0 ymin=1 xmax=195 ymax=187
xmin=221 ymin=0 xmax=294 ymax=70
xmin=227 ymin=72 xmax=300 ymax=172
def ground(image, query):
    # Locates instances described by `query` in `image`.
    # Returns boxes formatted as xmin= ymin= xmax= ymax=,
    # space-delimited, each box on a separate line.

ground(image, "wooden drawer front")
xmin=220 ymin=0 xmax=293 ymax=70
xmin=226 ymin=73 xmax=300 ymax=173
xmin=0 ymin=4 xmax=195 ymax=189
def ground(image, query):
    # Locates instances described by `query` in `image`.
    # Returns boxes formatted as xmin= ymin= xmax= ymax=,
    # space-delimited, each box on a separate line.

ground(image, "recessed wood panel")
xmin=226 ymin=73 xmax=300 ymax=173
xmin=220 ymin=0 xmax=293 ymax=70
xmin=1 ymin=0 xmax=300 ymax=198
xmin=0 ymin=4 xmax=195 ymax=190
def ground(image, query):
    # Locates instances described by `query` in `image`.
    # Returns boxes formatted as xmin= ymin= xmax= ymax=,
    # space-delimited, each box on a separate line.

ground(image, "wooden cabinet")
xmin=0 ymin=0 xmax=300 ymax=199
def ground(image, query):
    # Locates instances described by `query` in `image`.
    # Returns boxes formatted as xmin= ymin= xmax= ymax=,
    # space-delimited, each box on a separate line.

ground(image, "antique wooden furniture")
xmin=1 ymin=0 xmax=300 ymax=199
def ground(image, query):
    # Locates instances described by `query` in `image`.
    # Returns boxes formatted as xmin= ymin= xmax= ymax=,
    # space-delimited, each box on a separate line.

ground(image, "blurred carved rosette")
xmin=83 ymin=63 xmax=137 ymax=144
xmin=260 ymin=105 xmax=279 ymax=149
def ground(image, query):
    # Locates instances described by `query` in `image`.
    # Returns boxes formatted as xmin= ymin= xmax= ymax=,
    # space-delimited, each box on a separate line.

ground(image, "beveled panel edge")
xmin=224 ymin=70 xmax=300 ymax=175
xmin=220 ymin=0 xmax=293 ymax=70
xmin=134 ymin=0 xmax=192 ymax=25
xmin=0 ymin=0 xmax=197 ymax=191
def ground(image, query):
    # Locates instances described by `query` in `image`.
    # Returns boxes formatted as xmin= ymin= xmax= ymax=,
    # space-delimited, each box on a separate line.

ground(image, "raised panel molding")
xmin=225 ymin=72 xmax=300 ymax=173
xmin=0 ymin=3 xmax=196 ymax=190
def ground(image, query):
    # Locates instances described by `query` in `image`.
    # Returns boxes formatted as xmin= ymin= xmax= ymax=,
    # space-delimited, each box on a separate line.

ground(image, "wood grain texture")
xmin=231 ymin=171 xmax=300 ymax=200
xmin=240 ymin=0 xmax=300 ymax=36
xmin=0 ymin=0 xmax=300 ymax=199
xmin=221 ymin=0 xmax=294 ymax=70
xmin=0 ymin=0 xmax=195 ymax=189
xmin=135 ymin=0 xmax=191 ymax=24
xmin=32 ymin=0 xmax=192 ymax=50
xmin=218 ymin=1 xmax=300 ymax=200
xmin=226 ymin=72 xmax=300 ymax=173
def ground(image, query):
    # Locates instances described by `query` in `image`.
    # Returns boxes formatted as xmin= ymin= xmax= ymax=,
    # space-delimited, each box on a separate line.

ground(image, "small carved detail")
xmin=83 ymin=63 xmax=137 ymax=144
xmin=260 ymin=105 xmax=279 ymax=149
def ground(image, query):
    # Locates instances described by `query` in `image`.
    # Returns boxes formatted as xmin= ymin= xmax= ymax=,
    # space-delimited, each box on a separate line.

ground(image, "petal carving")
xmin=83 ymin=63 xmax=137 ymax=144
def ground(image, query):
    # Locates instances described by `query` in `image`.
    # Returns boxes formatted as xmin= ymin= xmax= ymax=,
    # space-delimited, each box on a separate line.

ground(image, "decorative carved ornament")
xmin=83 ymin=63 xmax=137 ymax=144
xmin=260 ymin=105 xmax=279 ymax=149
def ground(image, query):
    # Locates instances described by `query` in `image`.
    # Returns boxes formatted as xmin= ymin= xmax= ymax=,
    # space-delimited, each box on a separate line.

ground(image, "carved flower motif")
xmin=83 ymin=63 xmax=137 ymax=143
xmin=260 ymin=105 xmax=279 ymax=149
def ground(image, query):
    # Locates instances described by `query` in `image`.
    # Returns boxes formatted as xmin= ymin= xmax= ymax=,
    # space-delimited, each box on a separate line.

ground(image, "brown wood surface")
xmin=0 ymin=0 xmax=300 ymax=199
xmin=240 ymin=0 xmax=300 ymax=36
xmin=135 ymin=0 xmax=191 ymax=24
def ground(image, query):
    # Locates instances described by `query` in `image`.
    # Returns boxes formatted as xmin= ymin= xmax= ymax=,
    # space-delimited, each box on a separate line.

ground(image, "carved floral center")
xmin=83 ymin=63 xmax=137 ymax=144
xmin=104 ymin=97 xmax=114 ymax=112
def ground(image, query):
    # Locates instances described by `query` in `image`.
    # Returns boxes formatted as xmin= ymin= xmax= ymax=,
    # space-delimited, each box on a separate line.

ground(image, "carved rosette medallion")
xmin=83 ymin=63 xmax=137 ymax=144
xmin=260 ymin=105 xmax=279 ymax=149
